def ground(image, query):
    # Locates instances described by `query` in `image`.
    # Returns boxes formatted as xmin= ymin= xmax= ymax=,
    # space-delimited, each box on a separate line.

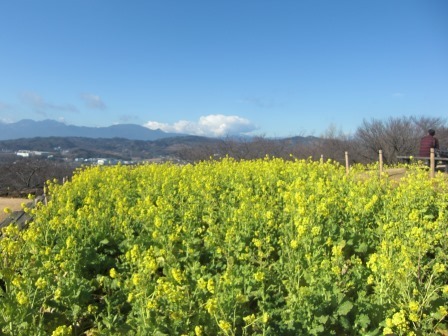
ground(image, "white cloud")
xmin=392 ymin=92 xmax=405 ymax=97
xmin=20 ymin=92 xmax=78 ymax=114
xmin=80 ymin=93 xmax=106 ymax=109
xmin=144 ymin=114 xmax=257 ymax=137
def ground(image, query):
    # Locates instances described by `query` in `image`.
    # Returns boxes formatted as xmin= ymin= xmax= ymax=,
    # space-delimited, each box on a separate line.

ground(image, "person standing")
xmin=419 ymin=129 xmax=439 ymax=157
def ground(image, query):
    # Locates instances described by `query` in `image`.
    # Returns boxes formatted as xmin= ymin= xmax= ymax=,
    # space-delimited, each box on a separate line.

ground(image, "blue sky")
xmin=0 ymin=1 xmax=447 ymax=137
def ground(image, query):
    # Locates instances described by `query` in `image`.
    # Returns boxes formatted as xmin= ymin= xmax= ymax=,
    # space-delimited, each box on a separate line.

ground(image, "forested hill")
xmin=0 ymin=136 xmax=222 ymax=160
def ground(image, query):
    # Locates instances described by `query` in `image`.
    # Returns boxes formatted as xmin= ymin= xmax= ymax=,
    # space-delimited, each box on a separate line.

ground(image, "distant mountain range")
xmin=0 ymin=119 xmax=320 ymax=162
xmin=0 ymin=119 xmax=183 ymax=141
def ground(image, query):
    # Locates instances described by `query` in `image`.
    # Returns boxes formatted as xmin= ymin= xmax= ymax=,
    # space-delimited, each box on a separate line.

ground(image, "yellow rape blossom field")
xmin=0 ymin=158 xmax=447 ymax=335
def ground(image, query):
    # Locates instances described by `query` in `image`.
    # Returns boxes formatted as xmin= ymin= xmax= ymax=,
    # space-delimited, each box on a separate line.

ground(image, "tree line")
xmin=0 ymin=116 xmax=445 ymax=196
xmin=178 ymin=116 xmax=448 ymax=165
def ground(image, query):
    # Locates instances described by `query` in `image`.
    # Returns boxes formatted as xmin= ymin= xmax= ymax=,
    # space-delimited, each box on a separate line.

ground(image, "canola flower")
xmin=109 ymin=267 xmax=118 ymax=279
xmin=51 ymin=325 xmax=72 ymax=336
xmin=0 ymin=158 xmax=447 ymax=335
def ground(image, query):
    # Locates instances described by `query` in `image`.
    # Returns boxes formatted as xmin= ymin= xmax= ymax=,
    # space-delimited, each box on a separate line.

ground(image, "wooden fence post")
xmin=345 ymin=151 xmax=349 ymax=175
xmin=379 ymin=150 xmax=383 ymax=175
xmin=430 ymin=148 xmax=435 ymax=178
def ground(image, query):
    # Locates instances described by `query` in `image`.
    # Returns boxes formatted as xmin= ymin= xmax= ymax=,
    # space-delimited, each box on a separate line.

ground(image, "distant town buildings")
xmin=16 ymin=150 xmax=53 ymax=158
xmin=75 ymin=158 xmax=135 ymax=165
xmin=10 ymin=149 xmax=184 ymax=166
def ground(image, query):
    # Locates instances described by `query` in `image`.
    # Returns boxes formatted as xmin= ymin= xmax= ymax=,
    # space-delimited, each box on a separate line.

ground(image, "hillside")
xmin=0 ymin=136 xmax=222 ymax=160
xmin=0 ymin=119 xmax=183 ymax=141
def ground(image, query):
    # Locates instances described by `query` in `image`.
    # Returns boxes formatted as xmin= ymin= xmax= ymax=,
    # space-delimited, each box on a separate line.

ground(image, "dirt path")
xmin=0 ymin=198 xmax=30 ymax=222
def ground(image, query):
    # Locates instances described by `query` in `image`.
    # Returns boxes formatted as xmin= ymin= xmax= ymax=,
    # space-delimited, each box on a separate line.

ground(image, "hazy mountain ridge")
xmin=0 ymin=136 xmax=222 ymax=160
xmin=0 ymin=119 xmax=183 ymax=141
xmin=0 ymin=119 xmax=319 ymax=161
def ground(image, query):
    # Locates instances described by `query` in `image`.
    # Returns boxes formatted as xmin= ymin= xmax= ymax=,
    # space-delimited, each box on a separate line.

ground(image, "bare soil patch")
xmin=0 ymin=197 xmax=30 ymax=222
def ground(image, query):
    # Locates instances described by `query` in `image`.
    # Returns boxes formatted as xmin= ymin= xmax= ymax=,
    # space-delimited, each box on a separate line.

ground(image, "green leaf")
xmin=355 ymin=242 xmax=368 ymax=253
xmin=153 ymin=331 xmax=169 ymax=336
xmin=72 ymin=304 xmax=81 ymax=317
xmin=99 ymin=239 xmax=109 ymax=245
xmin=340 ymin=316 xmax=351 ymax=329
xmin=317 ymin=315 xmax=329 ymax=324
xmin=337 ymin=300 xmax=353 ymax=316
xmin=309 ymin=325 xmax=324 ymax=334
xmin=356 ymin=313 xmax=371 ymax=329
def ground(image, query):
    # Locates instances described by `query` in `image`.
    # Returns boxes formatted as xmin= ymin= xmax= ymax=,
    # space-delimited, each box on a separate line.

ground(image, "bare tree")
xmin=354 ymin=116 xmax=448 ymax=164
xmin=0 ymin=157 xmax=76 ymax=196
xmin=309 ymin=124 xmax=358 ymax=164
xmin=411 ymin=116 xmax=446 ymax=133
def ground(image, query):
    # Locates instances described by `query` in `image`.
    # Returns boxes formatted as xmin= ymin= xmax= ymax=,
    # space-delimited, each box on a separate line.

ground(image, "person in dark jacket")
xmin=419 ymin=129 xmax=439 ymax=157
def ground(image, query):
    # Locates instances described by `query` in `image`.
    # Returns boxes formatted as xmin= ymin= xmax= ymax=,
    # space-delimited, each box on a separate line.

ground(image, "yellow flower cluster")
xmin=0 ymin=159 xmax=447 ymax=335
